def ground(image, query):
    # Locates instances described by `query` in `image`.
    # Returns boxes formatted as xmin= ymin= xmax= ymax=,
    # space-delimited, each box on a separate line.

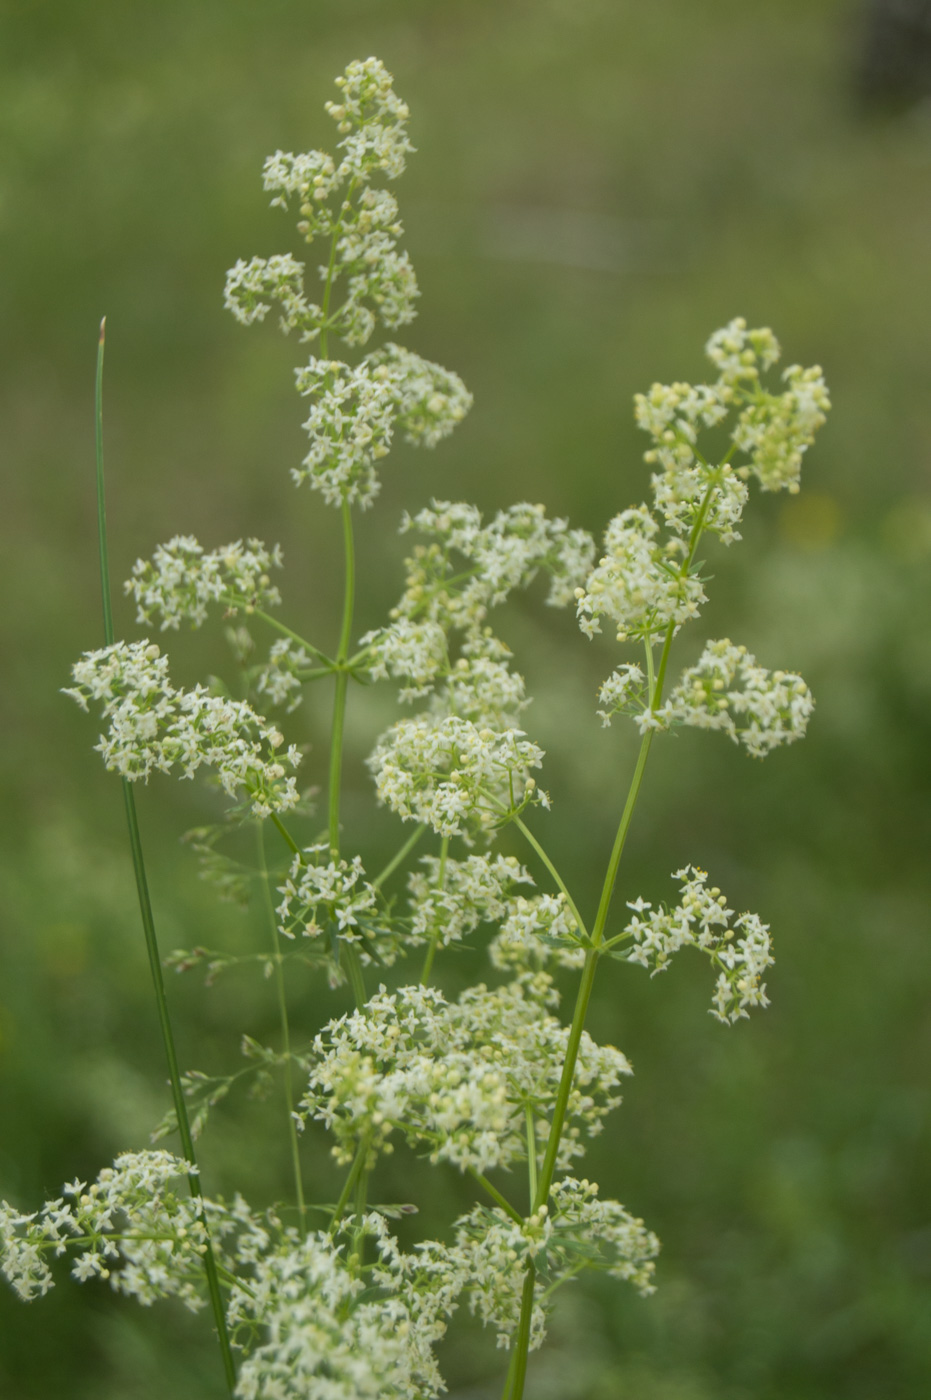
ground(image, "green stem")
xmin=507 ymin=481 xmax=721 ymax=1395
xmin=525 ymin=1105 xmax=538 ymax=1206
xmin=95 ymin=321 xmax=236 ymax=1393
xmin=372 ymin=823 xmax=427 ymax=889
xmin=465 ymin=1167 xmax=524 ymax=1226
xmin=221 ymin=600 xmax=334 ymax=669
xmin=256 ymin=822 xmax=307 ymax=1236
xmin=419 ymin=836 xmax=448 ymax=985
xmin=511 ymin=815 xmax=589 ymax=941
xmin=329 ymin=1133 xmax=370 ymax=1234
xmin=500 ymin=1344 xmax=520 ymax=1400
xmin=506 ymin=1263 xmax=537 ymax=1400
xmin=328 ymin=498 xmax=355 ymax=856
xmin=342 ymin=942 xmax=367 ymax=1011
xmin=270 ymin=812 xmax=301 ymax=857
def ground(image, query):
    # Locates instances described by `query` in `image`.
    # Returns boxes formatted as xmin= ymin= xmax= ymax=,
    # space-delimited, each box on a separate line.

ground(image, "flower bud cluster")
xmin=652 ymin=638 xmax=813 ymax=757
xmin=64 ymin=641 xmax=301 ymax=817
xmin=621 ymin=865 xmax=773 ymax=1023
xmin=125 ymin=536 xmax=284 ymax=631
xmin=302 ymin=978 xmax=630 ymax=1175
xmin=406 ymin=853 xmax=532 ymax=949
xmin=366 ymin=714 xmax=545 ymax=838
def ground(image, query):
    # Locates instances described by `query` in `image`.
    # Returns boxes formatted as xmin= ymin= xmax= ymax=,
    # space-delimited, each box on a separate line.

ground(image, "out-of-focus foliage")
xmin=1 ymin=1 xmax=930 ymax=1396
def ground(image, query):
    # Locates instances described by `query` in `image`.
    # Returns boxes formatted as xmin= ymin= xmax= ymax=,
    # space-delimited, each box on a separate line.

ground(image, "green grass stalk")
xmin=95 ymin=320 xmax=237 ymax=1392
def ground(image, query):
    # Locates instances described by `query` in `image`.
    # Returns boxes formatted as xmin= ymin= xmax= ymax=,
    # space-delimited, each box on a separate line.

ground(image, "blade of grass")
xmin=95 ymin=319 xmax=236 ymax=1393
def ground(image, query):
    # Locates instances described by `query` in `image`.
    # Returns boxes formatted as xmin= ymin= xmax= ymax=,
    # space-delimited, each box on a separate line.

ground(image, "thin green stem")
xmin=420 ymin=836 xmax=448 ymax=985
xmin=508 ymin=480 xmax=724 ymax=1393
xmin=500 ymin=1343 xmax=520 ymax=1400
xmin=329 ymin=1134 xmax=370 ymax=1234
xmin=511 ymin=815 xmax=589 ymax=941
xmin=328 ymin=498 xmax=355 ymax=856
xmin=221 ymin=600 xmax=334 ymax=669
xmin=506 ymin=1264 xmax=537 ymax=1400
xmin=372 ymin=823 xmax=427 ymax=889
xmin=95 ymin=321 xmax=236 ymax=1393
xmin=270 ymin=812 xmax=300 ymax=858
xmin=465 ymin=1167 xmax=524 ymax=1226
xmin=525 ymin=1105 xmax=538 ymax=1206
xmin=342 ymin=942 xmax=367 ymax=1011
xmin=256 ymin=823 xmax=307 ymax=1237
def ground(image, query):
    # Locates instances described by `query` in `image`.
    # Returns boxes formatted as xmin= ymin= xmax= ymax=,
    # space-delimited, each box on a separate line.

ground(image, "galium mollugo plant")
xmin=0 ymin=57 xmax=830 ymax=1399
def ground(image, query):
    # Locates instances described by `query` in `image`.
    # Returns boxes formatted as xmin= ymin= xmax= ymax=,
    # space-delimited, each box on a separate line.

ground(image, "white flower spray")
xmin=2 ymin=57 xmax=829 ymax=1400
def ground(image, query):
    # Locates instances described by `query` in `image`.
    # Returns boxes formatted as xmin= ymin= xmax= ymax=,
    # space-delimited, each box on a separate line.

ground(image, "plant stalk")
xmin=95 ymin=320 xmax=236 ymax=1392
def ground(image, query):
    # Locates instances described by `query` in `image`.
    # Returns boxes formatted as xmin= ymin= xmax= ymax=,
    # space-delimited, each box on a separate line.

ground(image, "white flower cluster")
xmin=637 ymin=317 xmax=830 ymax=511
xmin=575 ymin=506 xmax=706 ymax=643
xmin=406 ymin=852 xmax=532 ymax=949
xmin=292 ymin=345 xmax=471 ymax=507
xmin=277 ymin=844 xmax=390 ymax=964
xmin=225 ymin=59 xmax=416 ymax=347
xmin=597 ymin=662 xmax=647 ymax=727
xmin=0 ymin=1152 xmax=209 ymax=1308
xmin=231 ymin=1215 xmax=454 ymax=1400
xmin=454 ymin=1179 xmax=658 ymax=1350
xmin=367 ymin=714 xmax=545 ymax=839
xmin=253 ymin=638 xmax=316 ymax=712
xmin=578 ymin=319 xmax=829 ymax=724
xmin=653 ymin=638 xmax=814 ymax=757
xmin=225 ymin=60 xmax=472 ymax=507
xmin=489 ymin=892 xmax=585 ymax=970
xmin=64 ymin=641 xmax=301 ymax=817
xmin=621 ymin=866 xmax=773 ymax=1024
xmin=401 ymin=500 xmax=596 ymax=624
xmin=125 ymin=536 xmax=284 ymax=631
xmin=364 ymin=501 xmax=593 ymax=731
xmin=302 ymin=979 xmax=630 ymax=1175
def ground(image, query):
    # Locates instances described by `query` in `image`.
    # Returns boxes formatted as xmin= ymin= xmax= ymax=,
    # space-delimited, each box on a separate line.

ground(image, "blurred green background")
xmin=2 ymin=0 xmax=930 ymax=1395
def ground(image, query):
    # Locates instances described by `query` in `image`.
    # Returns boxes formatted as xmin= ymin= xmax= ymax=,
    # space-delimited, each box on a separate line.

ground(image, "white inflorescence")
xmin=276 ymin=843 xmax=384 ymax=958
xmin=0 ymin=1152 xmax=211 ymax=1308
xmin=224 ymin=57 xmax=473 ymax=507
xmin=453 ymin=1178 xmax=658 ymax=1352
xmin=302 ymin=979 xmax=630 ymax=1175
xmin=621 ymin=865 xmax=774 ymax=1023
xmin=488 ymin=892 xmax=586 ymax=970
xmin=64 ymin=641 xmax=301 ymax=817
xmin=582 ymin=316 xmax=826 ymax=738
xmin=406 ymin=852 xmax=533 ymax=948
xmin=292 ymin=347 xmax=472 ymax=507
xmin=597 ymin=663 xmax=648 ymax=726
xmin=650 ymin=638 xmax=814 ymax=756
xmin=575 ymin=505 xmax=706 ymax=644
xmin=367 ymin=714 xmax=546 ymax=838
xmin=125 ymin=536 xmax=284 ymax=631
xmin=24 ymin=53 xmax=834 ymax=1398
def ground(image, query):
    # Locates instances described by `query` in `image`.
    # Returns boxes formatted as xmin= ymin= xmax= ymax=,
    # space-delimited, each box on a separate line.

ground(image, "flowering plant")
xmin=1 ymin=58 xmax=829 ymax=1399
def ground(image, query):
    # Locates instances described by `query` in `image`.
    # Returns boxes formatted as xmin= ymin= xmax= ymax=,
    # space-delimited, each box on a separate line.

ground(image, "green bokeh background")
xmin=2 ymin=1 xmax=930 ymax=1396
